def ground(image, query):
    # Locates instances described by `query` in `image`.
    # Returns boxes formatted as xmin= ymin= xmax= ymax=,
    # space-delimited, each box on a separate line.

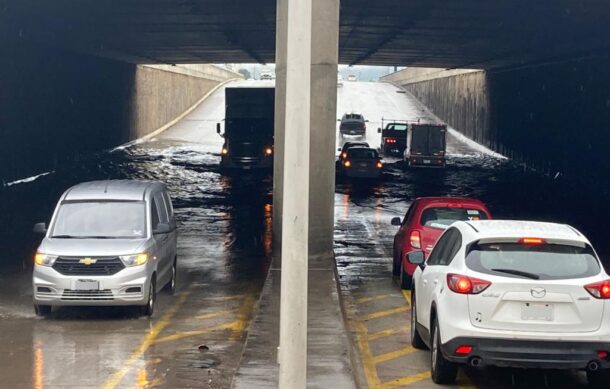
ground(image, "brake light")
xmin=598 ymin=351 xmax=608 ymax=360
xmin=455 ymin=346 xmax=473 ymax=356
xmin=265 ymin=147 xmax=273 ymax=156
xmin=221 ymin=147 xmax=229 ymax=155
xmin=410 ymin=231 xmax=421 ymax=249
xmin=447 ymin=274 xmax=491 ymax=295
xmin=385 ymin=138 xmax=396 ymax=144
xmin=342 ymin=152 xmax=347 ymax=158
xmin=376 ymin=161 xmax=383 ymax=169
xmin=519 ymin=237 xmax=546 ymax=245
xmin=344 ymin=160 xmax=351 ymax=168
xmin=585 ymin=280 xmax=610 ymax=299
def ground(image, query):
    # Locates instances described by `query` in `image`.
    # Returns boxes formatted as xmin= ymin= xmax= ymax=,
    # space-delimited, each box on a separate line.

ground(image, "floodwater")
xmin=0 ymin=80 xmax=608 ymax=388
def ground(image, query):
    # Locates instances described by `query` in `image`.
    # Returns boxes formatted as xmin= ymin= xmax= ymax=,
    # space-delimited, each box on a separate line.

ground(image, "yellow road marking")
xmin=379 ymin=371 xmax=431 ymax=389
xmin=356 ymin=294 xmax=395 ymax=304
xmin=101 ymin=291 xmax=191 ymax=389
xmin=458 ymin=369 xmax=477 ymax=389
xmin=153 ymin=321 xmax=239 ymax=344
xmin=229 ymin=294 xmax=257 ymax=341
xmin=194 ymin=309 xmax=234 ymax=320
xmin=200 ymin=294 xmax=246 ymax=301
xmin=401 ymin=290 xmax=411 ymax=307
xmin=367 ymin=326 xmax=409 ymax=342
xmin=363 ymin=306 xmax=408 ymax=321
xmin=371 ymin=346 xmax=417 ymax=364
xmin=352 ymin=320 xmax=381 ymax=387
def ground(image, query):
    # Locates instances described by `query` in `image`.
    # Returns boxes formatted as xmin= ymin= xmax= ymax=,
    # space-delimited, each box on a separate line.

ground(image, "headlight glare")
xmin=35 ymin=253 xmax=58 ymax=266
xmin=120 ymin=253 xmax=148 ymax=267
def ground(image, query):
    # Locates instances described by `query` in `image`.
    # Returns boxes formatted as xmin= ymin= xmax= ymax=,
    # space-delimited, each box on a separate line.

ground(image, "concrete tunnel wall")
xmin=0 ymin=44 xmax=241 ymax=184
xmin=382 ymin=60 xmax=610 ymax=178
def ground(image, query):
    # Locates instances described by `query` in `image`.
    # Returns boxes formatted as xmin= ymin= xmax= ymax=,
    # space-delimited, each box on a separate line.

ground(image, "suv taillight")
xmin=410 ymin=231 xmax=421 ymax=249
xmin=447 ymin=274 xmax=491 ymax=295
xmin=585 ymin=280 xmax=610 ymax=299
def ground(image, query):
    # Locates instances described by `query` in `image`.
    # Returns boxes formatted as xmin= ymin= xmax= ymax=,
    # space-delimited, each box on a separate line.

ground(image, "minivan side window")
xmin=151 ymin=198 xmax=161 ymax=229
xmin=162 ymin=191 xmax=174 ymax=220
xmin=154 ymin=192 xmax=169 ymax=224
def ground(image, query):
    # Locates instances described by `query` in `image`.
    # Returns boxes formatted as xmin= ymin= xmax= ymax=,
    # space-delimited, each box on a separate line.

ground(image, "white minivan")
xmin=32 ymin=180 xmax=178 ymax=317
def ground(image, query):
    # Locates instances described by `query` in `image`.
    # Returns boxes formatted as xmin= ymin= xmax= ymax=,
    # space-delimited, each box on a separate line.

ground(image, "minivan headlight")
xmin=120 ymin=253 xmax=148 ymax=267
xmin=35 ymin=253 xmax=58 ymax=266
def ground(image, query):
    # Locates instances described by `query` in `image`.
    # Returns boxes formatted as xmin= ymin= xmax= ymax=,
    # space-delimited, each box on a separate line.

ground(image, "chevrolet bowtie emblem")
xmin=79 ymin=258 xmax=97 ymax=265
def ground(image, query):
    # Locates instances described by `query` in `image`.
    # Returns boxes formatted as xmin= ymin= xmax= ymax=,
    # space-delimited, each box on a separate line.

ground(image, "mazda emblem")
xmin=531 ymin=287 xmax=546 ymax=298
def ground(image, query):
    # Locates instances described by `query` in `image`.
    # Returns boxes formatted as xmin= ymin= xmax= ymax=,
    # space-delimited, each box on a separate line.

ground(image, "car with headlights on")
xmin=408 ymin=220 xmax=610 ymax=386
xmin=32 ymin=180 xmax=177 ymax=317
xmin=339 ymin=147 xmax=383 ymax=178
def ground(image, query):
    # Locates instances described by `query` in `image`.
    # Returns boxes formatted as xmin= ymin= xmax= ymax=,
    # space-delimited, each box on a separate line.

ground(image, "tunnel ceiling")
xmin=2 ymin=0 xmax=610 ymax=69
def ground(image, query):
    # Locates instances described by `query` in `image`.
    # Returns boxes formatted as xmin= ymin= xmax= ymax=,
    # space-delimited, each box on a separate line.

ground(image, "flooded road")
xmin=1 ymin=80 xmax=609 ymax=388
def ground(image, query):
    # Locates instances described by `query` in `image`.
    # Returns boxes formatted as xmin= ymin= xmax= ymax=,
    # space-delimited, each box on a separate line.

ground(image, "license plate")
xmin=423 ymin=159 xmax=431 ymax=164
xmin=521 ymin=302 xmax=553 ymax=321
xmin=75 ymin=280 xmax=99 ymax=291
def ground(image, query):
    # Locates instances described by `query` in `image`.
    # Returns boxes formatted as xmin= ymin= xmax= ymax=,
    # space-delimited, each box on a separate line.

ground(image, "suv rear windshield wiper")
xmin=491 ymin=268 xmax=540 ymax=280
xmin=51 ymin=235 xmax=80 ymax=239
xmin=51 ymin=235 xmax=116 ymax=239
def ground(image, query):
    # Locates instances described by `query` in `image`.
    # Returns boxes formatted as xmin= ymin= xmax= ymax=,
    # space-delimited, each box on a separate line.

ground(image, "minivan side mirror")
xmin=390 ymin=217 xmax=401 ymax=226
xmin=153 ymin=223 xmax=171 ymax=235
xmin=33 ymin=223 xmax=47 ymax=234
xmin=377 ymin=128 xmax=382 ymax=133
xmin=407 ymin=251 xmax=425 ymax=266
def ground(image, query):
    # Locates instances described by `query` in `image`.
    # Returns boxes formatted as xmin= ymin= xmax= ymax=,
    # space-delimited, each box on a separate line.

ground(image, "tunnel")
xmin=1 ymin=1 xmax=610 ymax=388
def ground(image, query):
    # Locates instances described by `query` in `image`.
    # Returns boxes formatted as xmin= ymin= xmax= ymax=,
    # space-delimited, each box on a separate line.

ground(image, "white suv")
xmin=408 ymin=220 xmax=610 ymax=386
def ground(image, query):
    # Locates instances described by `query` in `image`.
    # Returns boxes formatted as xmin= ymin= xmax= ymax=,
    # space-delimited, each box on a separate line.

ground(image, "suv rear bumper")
xmin=441 ymin=337 xmax=610 ymax=370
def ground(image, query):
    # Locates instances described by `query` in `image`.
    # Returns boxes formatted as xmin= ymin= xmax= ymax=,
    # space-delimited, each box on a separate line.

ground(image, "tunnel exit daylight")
xmin=2 ymin=1 xmax=610 ymax=388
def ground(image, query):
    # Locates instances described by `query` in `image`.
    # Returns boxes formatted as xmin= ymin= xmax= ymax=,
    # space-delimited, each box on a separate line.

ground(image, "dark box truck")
xmin=217 ymin=87 xmax=275 ymax=170
xmin=405 ymin=123 xmax=447 ymax=167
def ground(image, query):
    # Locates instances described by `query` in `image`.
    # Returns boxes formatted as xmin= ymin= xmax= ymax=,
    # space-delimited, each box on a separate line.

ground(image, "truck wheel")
xmin=399 ymin=265 xmax=412 ymax=290
xmin=431 ymin=317 xmax=458 ymax=384
xmin=34 ymin=304 xmax=51 ymax=317
xmin=410 ymin=292 xmax=427 ymax=350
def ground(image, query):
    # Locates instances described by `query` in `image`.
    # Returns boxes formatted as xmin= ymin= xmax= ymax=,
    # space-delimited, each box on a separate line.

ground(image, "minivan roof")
xmin=63 ymin=180 xmax=163 ymax=201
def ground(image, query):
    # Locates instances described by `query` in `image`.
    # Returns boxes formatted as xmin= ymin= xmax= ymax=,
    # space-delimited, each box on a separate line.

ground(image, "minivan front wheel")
xmin=166 ymin=259 xmax=177 ymax=295
xmin=142 ymin=279 xmax=156 ymax=317
xmin=34 ymin=304 xmax=51 ymax=317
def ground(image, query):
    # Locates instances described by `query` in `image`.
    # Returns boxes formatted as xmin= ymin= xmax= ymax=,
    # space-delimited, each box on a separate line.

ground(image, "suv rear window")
xmin=466 ymin=242 xmax=601 ymax=280
xmin=420 ymin=207 xmax=488 ymax=229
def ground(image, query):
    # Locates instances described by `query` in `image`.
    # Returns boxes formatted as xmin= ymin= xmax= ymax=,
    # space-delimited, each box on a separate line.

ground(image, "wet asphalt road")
xmin=1 ymin=80 xmax=610 ymax=388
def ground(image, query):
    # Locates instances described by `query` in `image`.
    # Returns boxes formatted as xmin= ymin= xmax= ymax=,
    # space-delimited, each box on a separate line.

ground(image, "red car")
xmin=391 ymin=197 xmax=492 ymax=289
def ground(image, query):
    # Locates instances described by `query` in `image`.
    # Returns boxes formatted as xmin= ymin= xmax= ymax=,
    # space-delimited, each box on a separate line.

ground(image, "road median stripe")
xmin=194 ymin=309 xmax=234 ymax=320
xmin=372 ymin=346 xmax=417 ymax=364
xmin=367 ymin=326 xmax=410 ymax=341
xmin=101 ymin=291 xmax=191 ymax=389
xmin=379 ymin=371 xmax=430 ymax=388
xmin=356 ymin=294 xmax=395 ymax=304
xmin=363 ymin=306 xmax=408 ymax=321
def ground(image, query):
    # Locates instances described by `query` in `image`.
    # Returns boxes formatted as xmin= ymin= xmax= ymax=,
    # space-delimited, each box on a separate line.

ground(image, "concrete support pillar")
xmin=272 ymin=0 xmax=288 ymax=252
xmin=309 ymin=0 xmax=339 ymax=260
xmin=278 ymin=0 xmax=312 ymax=387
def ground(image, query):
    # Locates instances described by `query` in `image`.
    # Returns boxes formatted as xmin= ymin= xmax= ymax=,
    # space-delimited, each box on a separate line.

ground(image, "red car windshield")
xmin=420 ymin=207 xmax=489 ymax=229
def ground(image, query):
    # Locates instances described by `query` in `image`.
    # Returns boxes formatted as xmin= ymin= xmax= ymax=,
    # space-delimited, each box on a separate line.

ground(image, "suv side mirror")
xmin=153 ymin=223 xmax=171 ymax=235
xmin=33 ymin=222 xmax=47 ymax=234
xmin=390 ymin=217 xmax=401 ymax=226
xmin=407 ymin=251 xmax=425 ymax=265
xmin=377 ymin=128 xmax=382 ymax=133
xmin=365 ymin=119 xmax=369 ymax=122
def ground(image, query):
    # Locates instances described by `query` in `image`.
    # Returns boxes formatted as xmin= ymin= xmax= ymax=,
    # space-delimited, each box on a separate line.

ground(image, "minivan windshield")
xmin=466 ymin=242 xmax=600 ymax=280
xmin=51 ymin=201 xmax=146 ymax=239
